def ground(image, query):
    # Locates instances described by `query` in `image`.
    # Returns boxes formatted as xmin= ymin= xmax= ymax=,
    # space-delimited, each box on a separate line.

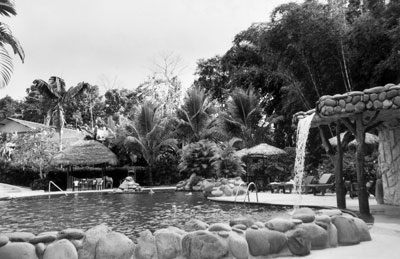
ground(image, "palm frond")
xmin=0 ymin=1 xmax=17 ymax=17
xmin=228 ymin=137 xmax=243 ymax=147
xmin=124 ymin=136 xmax=146 ymax=155
xmin=0 ymin=45 xmax=12 ymax=88
xmin=33 ymin=79 xmax=61 ymax=99
xmin=62 ymin=82 xmax=90 ymax=102
xmin=0 ymin=23 xmax=24 ymax=62
xmin=134 ymin=101 xmax=159 ymax=135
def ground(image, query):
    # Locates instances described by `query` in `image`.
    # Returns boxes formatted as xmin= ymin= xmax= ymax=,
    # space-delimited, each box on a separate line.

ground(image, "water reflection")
xmin=0 ymin=192 xmax=290 ymax=240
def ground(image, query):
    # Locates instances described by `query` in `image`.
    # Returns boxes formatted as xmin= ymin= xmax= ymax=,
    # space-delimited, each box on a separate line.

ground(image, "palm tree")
xmin=33 ymin=77 xmax=89 ymax=150
xmin=0 ymin=0 xmax=25 ymax=88
xmin=223 ymin=87 xmax=263 ymax=147
xmin=123 ymin=101 xmax=177 ymax=185
xmin=176 ymin=86 xmax=224 ymax=143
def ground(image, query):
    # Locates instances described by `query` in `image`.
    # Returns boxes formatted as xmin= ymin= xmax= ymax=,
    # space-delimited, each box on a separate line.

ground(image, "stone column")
xmin=378 ymin=127 xmax=400 ymax=205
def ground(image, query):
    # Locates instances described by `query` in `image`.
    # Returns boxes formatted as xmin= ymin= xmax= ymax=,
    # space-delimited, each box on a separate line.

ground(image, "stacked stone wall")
xmin=316 ymin=83 xmax=400 ymax=117
xmin=378 ymin=127 xmax=400 ymax=205
xmin=0 ymin=208 xmax=371 ymax=259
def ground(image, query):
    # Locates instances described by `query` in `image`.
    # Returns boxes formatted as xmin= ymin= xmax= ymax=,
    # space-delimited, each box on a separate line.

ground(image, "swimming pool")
xmin=0 ymin=192 xmax=291 ymax=240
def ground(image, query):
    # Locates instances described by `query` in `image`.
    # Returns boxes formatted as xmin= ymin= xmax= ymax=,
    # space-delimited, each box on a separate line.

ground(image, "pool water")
xmin=0 ymin=192 xmax=291 ymax=240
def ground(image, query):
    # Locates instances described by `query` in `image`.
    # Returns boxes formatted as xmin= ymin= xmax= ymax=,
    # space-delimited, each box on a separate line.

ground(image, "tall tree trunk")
xmin=57 ymin=105 xmax=64 ymax=151
xmin=319 ymin=124 xmax=346 ymax=209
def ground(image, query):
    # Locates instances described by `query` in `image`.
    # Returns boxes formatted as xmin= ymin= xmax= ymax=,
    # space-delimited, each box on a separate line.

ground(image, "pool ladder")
xmin=48 ymin=181 xmax=68 ymax=196
xmin=234 ymin=182 xmax=259 ymax=204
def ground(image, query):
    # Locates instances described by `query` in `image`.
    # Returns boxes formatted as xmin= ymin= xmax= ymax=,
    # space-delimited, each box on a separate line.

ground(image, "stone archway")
xmin=294 ymin=83 xmax=400 ymax=216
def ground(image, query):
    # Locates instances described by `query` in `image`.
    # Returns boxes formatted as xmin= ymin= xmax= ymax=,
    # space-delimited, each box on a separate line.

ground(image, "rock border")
xmin=0 ymin=207 xmax=371 ymax=259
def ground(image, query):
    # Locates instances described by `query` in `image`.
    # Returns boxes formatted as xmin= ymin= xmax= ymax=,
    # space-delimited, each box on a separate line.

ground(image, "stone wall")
xmin=0 ymin=207 xmax=371 ymax=259
xmin=316 ymin=83 xmax=400 ymax=117
xmin=378 ymin=126 xmax=400 ymax=205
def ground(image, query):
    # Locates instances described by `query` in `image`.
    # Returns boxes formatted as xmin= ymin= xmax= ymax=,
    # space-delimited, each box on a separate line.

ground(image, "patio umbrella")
xmin=234 ymin=143 xmax=286 ymax=158
xmin=328 ymin=132 xmax=379 ymax=147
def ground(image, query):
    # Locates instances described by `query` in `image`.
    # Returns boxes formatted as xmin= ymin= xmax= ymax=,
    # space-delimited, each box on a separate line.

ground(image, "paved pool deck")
xmin=209 ymin=191 xmax=400 ymax=258
xmin=0 ymin=183 xmax=176 ymax=200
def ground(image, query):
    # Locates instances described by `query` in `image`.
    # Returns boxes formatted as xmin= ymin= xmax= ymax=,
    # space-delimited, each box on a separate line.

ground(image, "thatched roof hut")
xmin=52 ymin=140 xmax=119 ymax=167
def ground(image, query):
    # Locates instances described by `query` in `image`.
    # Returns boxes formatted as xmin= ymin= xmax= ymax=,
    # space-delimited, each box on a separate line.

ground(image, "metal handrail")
xmin=234 ymin=182 xmax=259 ymax=204
xmin=234 ymin=182 xmax=247 ymax=204
xmin=244 ymin=182 xmax=259 ymax=203
xmin=48 ymin=181 xmax=68 ymax=196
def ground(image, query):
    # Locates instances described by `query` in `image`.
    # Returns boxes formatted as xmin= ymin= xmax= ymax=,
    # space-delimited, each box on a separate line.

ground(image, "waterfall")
xmin=293 ymin=113 xmax=315 ymax=211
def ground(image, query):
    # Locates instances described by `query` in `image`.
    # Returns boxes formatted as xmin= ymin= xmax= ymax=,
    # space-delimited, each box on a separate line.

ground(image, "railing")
xmin=234 ymin=182 xmax=259 ymax=204
xmin=48 ymin=181 xmax=68 ymax=196
xmin=234 ymin=182 xmax=247 ymax=204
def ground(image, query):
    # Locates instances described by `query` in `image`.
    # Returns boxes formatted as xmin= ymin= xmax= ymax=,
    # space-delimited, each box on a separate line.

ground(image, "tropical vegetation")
xmin=1 ymin=0 xmax=399 ymax=189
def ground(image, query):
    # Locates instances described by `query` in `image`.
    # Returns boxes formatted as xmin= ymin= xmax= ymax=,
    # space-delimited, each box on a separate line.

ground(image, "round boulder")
xmin=184 ymin=219 xmax=209 ymax=232
xmin=58 ymin=228 xmax=85 ymax=240
xmin=4 ymin=232 xmax=35 ymax=242
xmin=0 ymin=235 xmax=9 ymax=247
xmin=95 ymin=232 xmax=135 ymax=259
xmin=78 ymin=224 xmax=112 ymax=259
xmin=135 ymin=230 xmax=158 ymax=259
xmin=155 ymin=228 xmax=185 ymax=259
xmin=181 ymin=230 xmax=229 ymax=259
xmin=265 ymin=218 xmax=296 ymax=232
xmin=228 ymin=230 xmax=249 ymax=259
xmin=353 ymin=217 xmax=372 ymax=242
xmin=0 ymin=242 xmax=38 ymax=259
xmin=245 ymin=228 xmax=287 ymax=257
xmin=208 ymin=223 xmax=232 ymax=232
xmin=43 ymin=239 xmax=78 ymax=259
xmin=286 ymin=228 xmax=311 ymax=256
xmin=229 ymin=217 xmax=255 ymax=228
xmin=296 ymin=223 xmax=328 ymax=250
xmin=332 ymin=216 xmax=361 ymax=245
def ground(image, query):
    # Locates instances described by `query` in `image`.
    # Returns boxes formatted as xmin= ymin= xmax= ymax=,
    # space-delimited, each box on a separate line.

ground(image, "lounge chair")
xmin=301 ymin=175 xmax=315 ymax=193
xmin=304 ymin=173 xmax=335 ymax=196
xmin=268 ymin=180 xmax=294 ymax=194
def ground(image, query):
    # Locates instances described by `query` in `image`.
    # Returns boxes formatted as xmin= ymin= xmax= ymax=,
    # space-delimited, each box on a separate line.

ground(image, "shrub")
xmin=178 ymin=139 xmax=218 ymax=178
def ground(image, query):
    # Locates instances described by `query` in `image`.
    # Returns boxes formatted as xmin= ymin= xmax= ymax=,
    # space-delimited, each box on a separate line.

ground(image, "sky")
xmin=0 ymin=0 xmax=294 ymax=100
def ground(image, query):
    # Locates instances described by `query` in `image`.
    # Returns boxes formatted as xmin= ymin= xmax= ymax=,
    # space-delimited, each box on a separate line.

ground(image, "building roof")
xmin=0 ymin=117 xmax=86 ymax=146
xmin=0 ymin=117 xmax=47 ymax=133
xmin=51 ymin=140 xmax=119 ymax=167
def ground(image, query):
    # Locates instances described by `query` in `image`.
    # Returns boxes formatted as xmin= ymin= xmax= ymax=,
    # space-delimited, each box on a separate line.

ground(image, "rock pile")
xmin=0 ymin=207 xmax=371 ymax=259
xmin=176 ymin=176 xmax=247 ymax=197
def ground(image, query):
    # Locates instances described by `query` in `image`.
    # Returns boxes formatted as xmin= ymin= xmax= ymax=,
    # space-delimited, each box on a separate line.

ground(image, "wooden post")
xmin=335 ymin=122 xmax=346 ymax=209
xmin=355 ymin=115 xmax=370 ymax=216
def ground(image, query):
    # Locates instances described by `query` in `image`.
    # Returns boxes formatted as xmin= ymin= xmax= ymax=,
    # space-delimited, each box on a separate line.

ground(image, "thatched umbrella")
xmin=234 ymin=143 xmax=286 ymax=184
xmin=234 ymin=143 xmax=286 ymax=158
xmin=328 ymin=132 xmax=379 ymax=147
xmin=52 ymin=140 xmax=119 ymax=190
